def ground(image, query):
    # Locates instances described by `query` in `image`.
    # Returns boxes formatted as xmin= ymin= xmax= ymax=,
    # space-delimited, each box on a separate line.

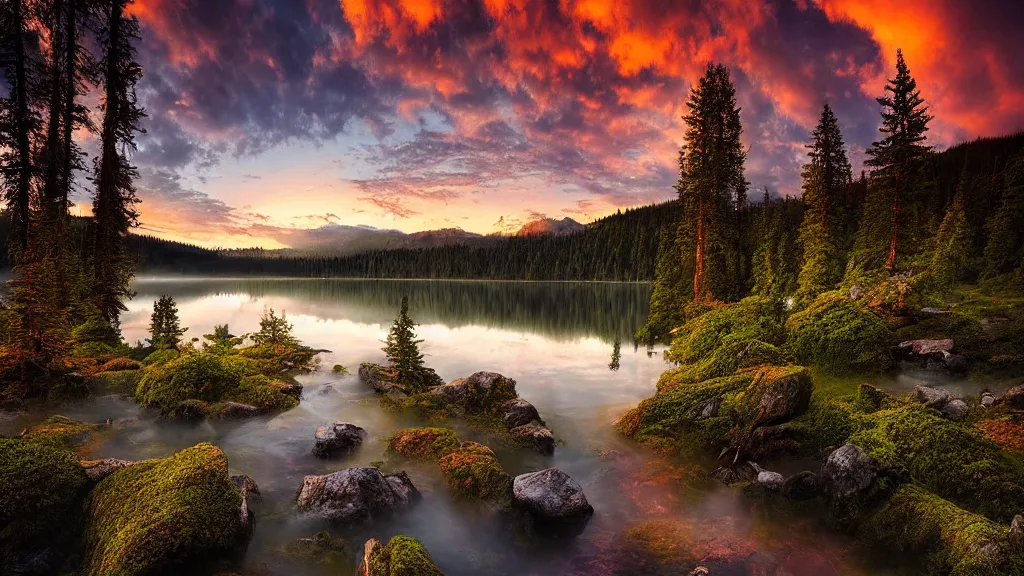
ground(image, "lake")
xmin=2 ymin=278 xmax=878 ymax=575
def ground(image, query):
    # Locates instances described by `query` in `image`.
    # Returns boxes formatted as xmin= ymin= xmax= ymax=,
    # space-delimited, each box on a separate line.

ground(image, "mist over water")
xmin=3 ymin=278 xmax=879 ymax=575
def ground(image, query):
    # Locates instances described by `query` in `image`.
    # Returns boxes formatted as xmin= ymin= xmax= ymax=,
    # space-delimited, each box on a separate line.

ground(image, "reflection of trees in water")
xmin=609 ymin=339 xmax=622 ymax=371
xmin=133 ymin=278 xmax=651 ymax=344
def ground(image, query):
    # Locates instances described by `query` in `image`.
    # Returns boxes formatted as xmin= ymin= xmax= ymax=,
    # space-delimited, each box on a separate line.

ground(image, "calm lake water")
xmin=4 ymin=278 xmax=885 ymax=575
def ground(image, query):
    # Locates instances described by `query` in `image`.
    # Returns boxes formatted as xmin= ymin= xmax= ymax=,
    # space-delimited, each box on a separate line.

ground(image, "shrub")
xmin=141 ymin=348 xmax=178 ymax=366
xmin=786 ymin=291 xmax=894 ymax=372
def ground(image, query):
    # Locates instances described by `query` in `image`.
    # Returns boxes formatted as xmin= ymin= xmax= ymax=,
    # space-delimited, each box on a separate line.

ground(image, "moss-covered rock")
xmin=23 ymin=415 xmax=105 ymax=453
xmin=786 ymin=291 xmax=894 ymax=372
xmin=87 ymin=369 xmax=144 ymax=395
xmin=859 ymin=484 xmax=1024 ymax=575
xmin=438 ymin=441 xmax=513 ymax=503
xmin=82 ymin=443 xmax=247 ymax=576
xmin=667 ymin=297 xmax=788 ymax=382
xmin=99 ymin=357 xmax=141 ymax=372
xmin=279 ymin=531 xmax=353 ymax=569
xmin=0 ymin=438 xmax=91 ymax=575
xmin=386 ymin=428 xmax=461 ymax=459
xmin=360 ymin=535 xmax=443 ymax=576
xmin=228 ymin=375 xmax=299 ymax=412
xmin=849 ymin=405 xmax=1024 ymax=523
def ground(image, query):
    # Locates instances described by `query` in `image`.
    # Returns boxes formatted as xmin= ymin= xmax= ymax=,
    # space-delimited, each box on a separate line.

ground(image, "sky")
xmin=79 ymin=0 xmax=1024 ymax=248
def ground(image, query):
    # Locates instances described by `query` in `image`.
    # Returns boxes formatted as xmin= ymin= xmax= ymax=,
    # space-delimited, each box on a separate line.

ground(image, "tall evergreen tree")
xmin=982 ymin=153 xmax=1024 ymax=278
xmin=636 ymin=222 xmax=688 ymax=344
xmin=383 ymin=296 xmax=442 ymax=392
xmin=796 ymin=103 xmax=853 ymax=302
xmin=853 ymin=49 xmax=933 ymax=271
xmin=148 ymin=295 xmax=185 ymax=349
xmin=677 ymin=63 xmax=747 ymax=302
xmin=90 ymin=0 xmax=144 ymax=325
xmin=930 ymin=184 xmax=970 ymax=292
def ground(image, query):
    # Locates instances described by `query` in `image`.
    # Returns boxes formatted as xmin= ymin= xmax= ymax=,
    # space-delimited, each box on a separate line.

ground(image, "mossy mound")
xmin=141 ymin=348 xmax=179 ymax=366
xmin=363 ymin=535 xmax=443 ymax=576
xmin=0 ymin=438 xmax=91 ymax=574
xmin=859 ymin=484 xmax=1024 ymax=575
xmin=82 ymin=443 xmax=246 ymax=576
xmin=23 ymin=415 xmax=105 ymax=453
xmin=279 ymin=531 xmax=353 ymax=569
xmin=786 ymin=291 xmax=894 ymax=373
xmin=71 ymin=341 xmax=120 ymax=361
xmin=787 ymin=397 xmax=857 ymax=455
xmin=849 ymin=405 xmax=1024 ymax=522
xmin=136 ymin=353 xmax=297 ymax=417
xmin=438 ymin=441 xmax=512 ymax=502
xmin=99 ymin=357 xmax=142 ymax=372
xmin=87 ymin=370 xmax=144 ymax=395
xmin=667 ymin=297 xmax=788 ymax=382
xmin=386 ymin=428 xmax=461 ymax=459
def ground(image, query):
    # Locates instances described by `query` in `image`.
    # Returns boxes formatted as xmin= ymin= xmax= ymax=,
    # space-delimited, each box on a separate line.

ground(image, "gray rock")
xmin=81 ymin=458 xmax=135 ymax=482
xmin=1005 ymin=385 xmax=1024 ymax=409
xmin=296 ymin=467 xmax=420 ymax=523
xmin=921 ymin=307 xmax=950 ymax=314
xmin=981 ymin=392 xmax=998 ymax=407
xmin=750 ymin=463 xmax=784 ymax=491
xmin=275 ymin=381 xmax=303 ymax=399
xmin=749 ymin=370 xmax=813 ymax=428
xmin=899 ymin=338 xmax=954 ymax=356
xmin=510 ymin=421 xmax=555 ymax=456
xmin=359 ymin=363 xmax=406 ymax=396
xmin=943 ymin=353 xmax=969 ymax=374
xmin=502 ymin=398 xmax=543 ymax=429
xmin=512 ymin=468 xmax=593 ymax=523
xmin=782 ymin=471 xmax=819 ymax=500
xmin=231 ymin=474 xmax=261 ymax=527
xmin=915 ymin=385 xmax=951 ymax=410
xmin=941 ymin=399 xmax=969 ymax=422
xmin=313 ymin=423 xmax=367 ymax=458
xmin=431 ymin=372 xmax=518 ymax=413
xmin=849 ymin=285 xmax=863 ymax=301
xmin=1011 ymin=515 xmax=1023 ymax=547
xmin=821 ymin=444 xmax=899 ymax=526
xmin=686 ymin=397 xmax=721 ymax=421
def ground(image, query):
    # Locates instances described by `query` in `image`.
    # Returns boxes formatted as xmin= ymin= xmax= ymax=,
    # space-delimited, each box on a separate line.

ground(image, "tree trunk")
xmin=11 ymin=0 xmax=32 ymax=256
xmin=59 ymin=0 xmax=78 ymax=208
xmin=93 ymin=0 xmax=123 ymax=319
xmin=886 ymin=173 xmax=901 ymax=270
xmin=42 ymin=0 xmax=66 ymax=217
xmin=693 ymin=197 xmax=705 ymax=301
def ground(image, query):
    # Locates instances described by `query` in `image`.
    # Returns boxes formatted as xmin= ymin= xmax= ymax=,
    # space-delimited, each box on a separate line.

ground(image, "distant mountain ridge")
xmin=515 ymin=216 xmax=585 ymax=236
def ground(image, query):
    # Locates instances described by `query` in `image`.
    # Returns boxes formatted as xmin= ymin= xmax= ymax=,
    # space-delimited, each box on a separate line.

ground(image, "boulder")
xmin=313 ymin=423 xmax=367 ymax=458
xmin=981 ymin=392 xmax=999 ymax=408
xmin=438 ymin=441 xmax=513 ymax=502
xmin=510 ymin=421 xmax=555 ymax=456
xmin=746 ymin=368 xmax=813 ymax=429
xmin=359 ymin=363 xmax=406 ymax=395
xmin=273 ymin=381 xmax=303 ymax=399
xmin=211 ymin=401 xmax=260 ymax=420
xmin=943 ymin=353 xmax=969 ymax=374
xmin=899 ymin=338 xmax=954 ymax=357
xmin=386 ymin=427 xmax=461 ymax=459
xmin=81 ymin=458 xmax=135 ymax=482
xmin=1005 ymin=385 xmax=1024 ymax=409
xmin=296 ymin=467 xmax=419 ymax=523
xmin=429 ymin=371 xmax=518 ymax=414
xmin=820 ymin=444 xmax=897 ymax=526
xmin=512 ymin=468 xmax=593 ymax=524
xmin=781 ymin=471 xmax=819 ymax=500
xmin=749 ymin=463 xmax=783 ymax=490
xmin=941 ymin=399 xmax=969 ymax=422
xmin=502 ymin=398 xmax=543 ymax=429
xmin=359 ymin=535 xmax=443 ymax=576
xmin=914 ymin=385 xmax=951 ymax=410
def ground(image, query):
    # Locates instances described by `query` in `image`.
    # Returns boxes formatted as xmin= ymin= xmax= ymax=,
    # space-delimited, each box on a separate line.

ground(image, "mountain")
xmin=515 ymin=217 xmax=585 ymax=236
xmin=270 ymin=224 xmax=489 ymax=256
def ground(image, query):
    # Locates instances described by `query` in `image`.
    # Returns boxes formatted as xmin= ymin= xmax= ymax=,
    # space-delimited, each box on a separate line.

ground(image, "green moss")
xmin=141 ymin=348 xmax=179 ymax=366
xmin=386 ymin=428 xmax=461 ymax=459
xmin=788 ymin=397 xmax=857 ymax=455
xmin=438 ymin=441 xmax=512 ymax=502
xmin=849 ymin=405 xmax=1024 ymax=522
xmin=894 ymin=312 xmax=989 ymax=358
xmin=227 ymin=375 xmax=298 ymax=412
xmin=82 ymin=443 xmax=245 ymax=576
xmin=396 ymin=392 xmax=452 ymax=420
xmin=23 ymin=415 xmax=104 ymax=453
xmin=72 ymin=341 xmax=120 ymax=360
xmin=365 ymin=535 xmax=443 ymax=576
xmin=859 ymin=484 xmax=1023 ymax=576
xmin=0 ymin=438 xmax=91 ymax=573
xmin=136 ymin=353 xmax=244 ymax=411
xmin=88 ymin=370 xmax=144 ymax=394
xmin=279 ymin=531 xmax=353 ymax=568
xmin=331 ymin=364 xmax=349 ymax=374
xmin=733 ymin=365 xmax=812 ymax=427
xmin=786 ymin=291 xmax=894 ymax=373
xmin=667 ymin=297 xmax=788 ymax=382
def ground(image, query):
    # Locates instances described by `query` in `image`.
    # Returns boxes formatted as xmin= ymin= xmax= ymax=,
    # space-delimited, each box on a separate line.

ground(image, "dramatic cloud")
xmin=118 ymin=0 xmax=1024 ymax=247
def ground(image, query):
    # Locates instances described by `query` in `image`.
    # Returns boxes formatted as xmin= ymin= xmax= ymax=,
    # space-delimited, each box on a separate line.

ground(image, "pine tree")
xmin=982 ymin=153 xmax=1024 ymax=278
xmin=854 ymin=49 xmax=933 ymax=271
xmin=90 ymin=0 xmax=144 ymax=325
xmin=677 ymin=63 xmax=747 ymax=302
xmin=930 ymin=185 xmax=970 ymax=292
xmin=148 ymin=295 xmax=185 ymax=349
xmin=251 ymin=307 xmax=297 ymax=349
xmin=796 ymin=104 xmax=852 ymax=302
xmin=383 ymin=296 xmax=442 ymax=392
xmin=636 ymin=222 xmax=688 ymax=344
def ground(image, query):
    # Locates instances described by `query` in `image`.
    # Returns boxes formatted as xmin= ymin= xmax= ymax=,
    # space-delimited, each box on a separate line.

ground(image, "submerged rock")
xmin=359 ymin=535 xmax=444 ymax=576
xmin=943 ymin=353 xmax=969 ymax=374
xmin=941 ymin=399 xmax=969 ymax=422
xmin=512 ymin=468 xmax=593 ymax=524
xmin=313 ymin=423 xmax=367 ymax=458
xmin=296 ymin=467 xmax=420 ymax=523
xmin=359 ymin=363 xmax=406 ymax=396
xmin=210 ymin=401 xmax=260 ymax=420
xmin=502 ymin=398 xmax=543 ymax=429
xmin=231 ymin=474 xmax=261 ymax=527
xmin=510 ymin=421 xmax=555 ymax=456
xmin=914 ymin=384 xmax=951 ymax=410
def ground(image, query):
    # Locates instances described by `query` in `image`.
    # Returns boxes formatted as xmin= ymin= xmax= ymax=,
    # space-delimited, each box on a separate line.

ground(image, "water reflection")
xmin=4 ymin=278 xmax=879 ymax=575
